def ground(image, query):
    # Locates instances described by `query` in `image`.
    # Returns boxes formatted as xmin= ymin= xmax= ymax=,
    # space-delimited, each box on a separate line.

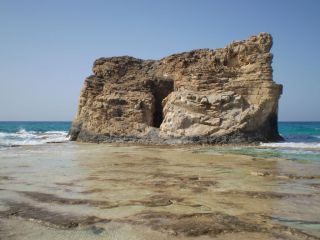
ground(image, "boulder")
xmin=70 ymin=33 xmax=283 ymax=144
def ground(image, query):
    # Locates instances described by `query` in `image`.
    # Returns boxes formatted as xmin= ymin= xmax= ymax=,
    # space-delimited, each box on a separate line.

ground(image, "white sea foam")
xmin=260 ymin=142 xmax=320 ymax=149
xmin=0 ymin=129 xmax=69 ymax=147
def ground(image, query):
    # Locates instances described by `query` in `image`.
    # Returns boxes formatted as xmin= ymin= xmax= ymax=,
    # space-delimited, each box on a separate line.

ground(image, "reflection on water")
xmin=0 ymin=143 xmax=320 ymax=239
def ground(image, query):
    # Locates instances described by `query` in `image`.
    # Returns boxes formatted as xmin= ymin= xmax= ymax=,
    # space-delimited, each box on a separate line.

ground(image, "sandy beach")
xmin=1 ymin=143 xmax=319 ymax=239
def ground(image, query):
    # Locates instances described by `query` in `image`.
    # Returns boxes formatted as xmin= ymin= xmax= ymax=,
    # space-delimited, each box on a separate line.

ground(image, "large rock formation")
xmin=70 ymin=33 xmax=283 ymax=144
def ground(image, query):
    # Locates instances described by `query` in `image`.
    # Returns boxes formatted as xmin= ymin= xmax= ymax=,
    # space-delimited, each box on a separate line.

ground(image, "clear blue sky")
xmin=0 ymin=0 xmax=319 ymax=121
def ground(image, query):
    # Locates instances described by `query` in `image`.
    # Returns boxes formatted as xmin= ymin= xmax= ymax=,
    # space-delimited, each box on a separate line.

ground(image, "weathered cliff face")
xmin=70 ymin=33 xmax=283 ymax=144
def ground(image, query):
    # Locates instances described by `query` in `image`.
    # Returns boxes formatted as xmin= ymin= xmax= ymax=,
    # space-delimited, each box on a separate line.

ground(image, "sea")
xmin=0 ymin=121 xmax=70 ymax=148
xmin=0 ymin=121 xmax=320 ymax=161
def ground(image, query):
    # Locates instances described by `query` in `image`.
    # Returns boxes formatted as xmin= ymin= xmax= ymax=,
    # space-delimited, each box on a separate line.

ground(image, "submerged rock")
xmin=70 ymin=33 xmax=283 ymax=144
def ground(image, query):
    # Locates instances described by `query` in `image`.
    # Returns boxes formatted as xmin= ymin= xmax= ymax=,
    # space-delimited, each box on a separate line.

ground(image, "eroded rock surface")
xmin=70 ymin=33 xmax=283 ymax=144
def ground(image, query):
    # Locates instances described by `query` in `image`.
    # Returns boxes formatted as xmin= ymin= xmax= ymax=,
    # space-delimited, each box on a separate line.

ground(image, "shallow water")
xmin=0 ymin=143 xmax=320 ymax=239
xmin=2 ymin=121 xmax=320 ymax=162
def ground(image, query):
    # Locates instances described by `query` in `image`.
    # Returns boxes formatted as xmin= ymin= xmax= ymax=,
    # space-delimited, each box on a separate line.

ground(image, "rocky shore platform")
xmin=1 ymin=143 xmax=320 ymax=239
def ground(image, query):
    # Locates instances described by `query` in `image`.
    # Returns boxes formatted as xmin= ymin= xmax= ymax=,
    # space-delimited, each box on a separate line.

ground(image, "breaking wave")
xmin=0 ymin=129 xmax=69 ymax=147
xmin=260 ymin=142 xmax=320 ymax=150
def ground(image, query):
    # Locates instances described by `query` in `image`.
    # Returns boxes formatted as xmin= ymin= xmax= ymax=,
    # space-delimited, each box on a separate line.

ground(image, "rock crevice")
xmin=70 ymin=33 xmax=283 ymax=144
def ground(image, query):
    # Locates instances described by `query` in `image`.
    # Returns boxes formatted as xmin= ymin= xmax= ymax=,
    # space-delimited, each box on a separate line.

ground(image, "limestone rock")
xmin=70 ymin=33 xmax=283 ymax=144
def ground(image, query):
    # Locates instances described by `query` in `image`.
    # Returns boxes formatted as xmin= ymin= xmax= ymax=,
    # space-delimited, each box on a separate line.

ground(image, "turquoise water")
xmin=0 ymin=121 xmax=71 ymax=133
xmin=0 ymin=121 xmax=71 ymax=147
xmin=279 ymin=122 xmax=320 ymax=143
xmin=257 ymin=122 xmax=320 ymax=161
xmin=0 ymin=121 xmax=319 ymax=161
xmin=200 ymin=122 xmax=320 ymax=162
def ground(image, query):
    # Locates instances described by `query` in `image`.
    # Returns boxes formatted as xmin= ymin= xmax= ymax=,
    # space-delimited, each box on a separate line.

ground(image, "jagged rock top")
xmin=70 ymin=33 xmax=283 ymax=144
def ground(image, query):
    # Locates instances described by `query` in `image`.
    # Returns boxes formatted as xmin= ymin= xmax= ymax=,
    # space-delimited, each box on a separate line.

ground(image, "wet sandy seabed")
xmin=0 ymin=143 xmax=320 ymax=239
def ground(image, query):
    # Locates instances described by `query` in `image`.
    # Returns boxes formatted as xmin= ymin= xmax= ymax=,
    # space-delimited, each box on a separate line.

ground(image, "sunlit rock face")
xmin=70 ymin=33 xmax=283 ymax=144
